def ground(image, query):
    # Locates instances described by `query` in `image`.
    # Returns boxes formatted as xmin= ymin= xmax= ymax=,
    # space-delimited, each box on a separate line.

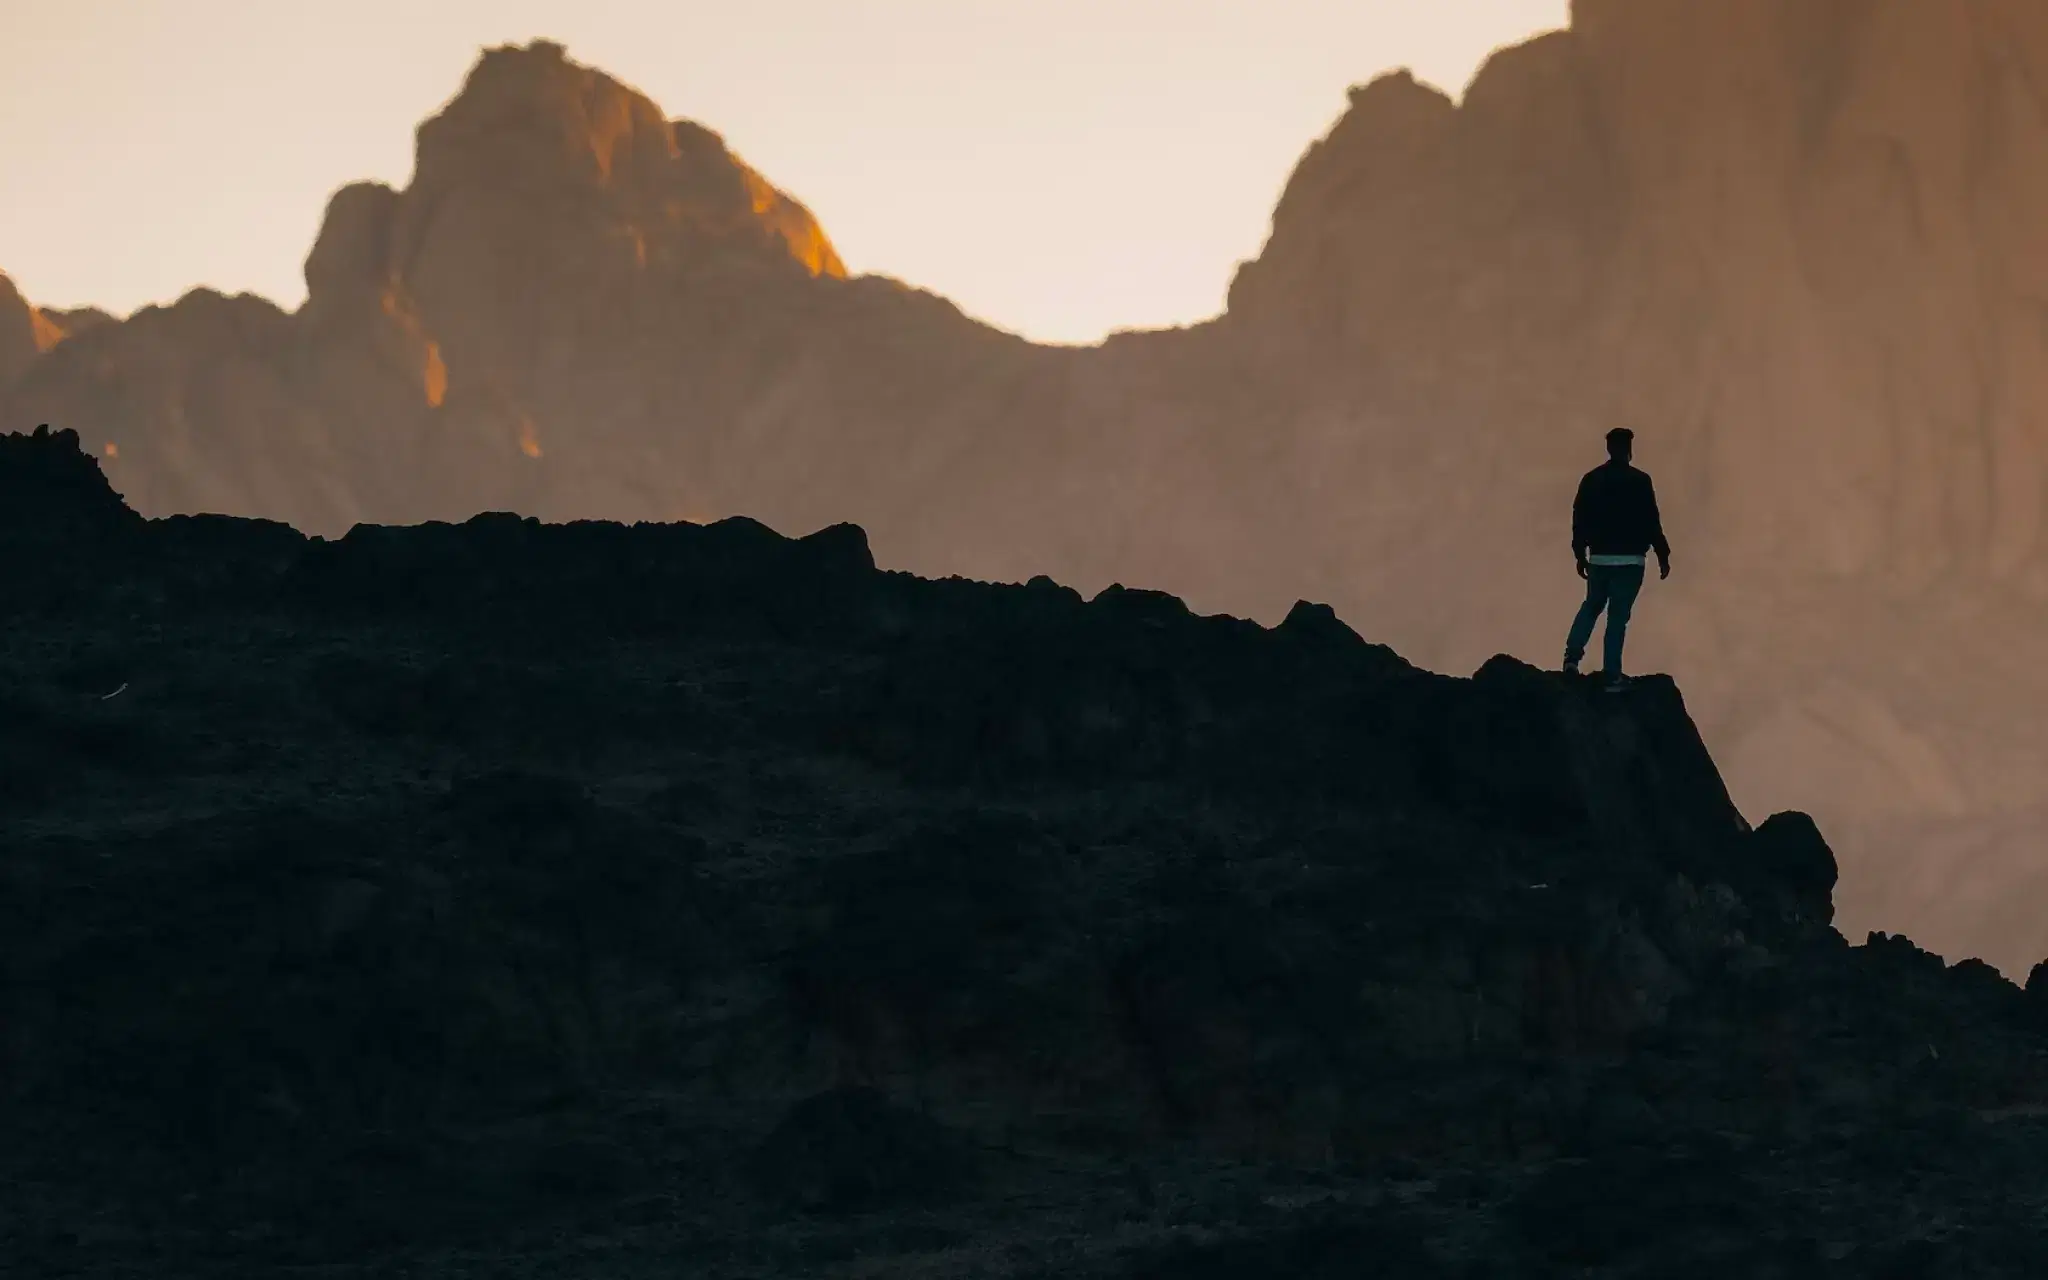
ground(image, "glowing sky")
xmin=0 ymin=0 xmax=1567 ymax=344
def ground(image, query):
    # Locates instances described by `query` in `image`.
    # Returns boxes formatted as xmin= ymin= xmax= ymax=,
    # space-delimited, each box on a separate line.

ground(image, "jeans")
xmin=1565 ymin=562 xmax=1645 ymax=674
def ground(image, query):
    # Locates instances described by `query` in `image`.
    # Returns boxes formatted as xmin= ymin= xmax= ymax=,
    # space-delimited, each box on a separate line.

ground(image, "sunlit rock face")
xmin=0 ymin=271 xmax=70 ymax=390
xmin=9 ymin=11 xmax=2048 ymax=970
xmin=0 ymin=275 xmax=34 ymax=390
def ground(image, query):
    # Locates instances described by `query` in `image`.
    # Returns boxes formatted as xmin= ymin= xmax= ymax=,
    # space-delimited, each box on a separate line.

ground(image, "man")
xmin=1563 ymin=427 xmax=1670 ymax=692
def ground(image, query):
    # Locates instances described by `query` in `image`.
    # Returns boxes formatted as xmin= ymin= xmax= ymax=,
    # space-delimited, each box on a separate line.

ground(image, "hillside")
xmin=6 ymin=424 xmax=2048 ymax=1277
xmin=8 ymin=6 xmax=2048 ymax=972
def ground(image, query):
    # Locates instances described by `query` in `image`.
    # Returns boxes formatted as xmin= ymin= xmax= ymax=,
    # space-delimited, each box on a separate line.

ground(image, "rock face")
xmin=8 ymin=12 xmax=2048 ymax=972
xmin=0 ymin=274 xmax=34 ymax=387
xmin=0 ymin=271 xmax=70 ymax=390
xmin=5 ymin=426 xmax=2048 ymax=1277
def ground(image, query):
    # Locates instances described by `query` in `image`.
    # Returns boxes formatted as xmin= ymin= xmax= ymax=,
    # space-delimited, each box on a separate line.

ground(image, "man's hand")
xmin=1575 ymin=557 xmax=1589 ymax=580
xmin=1657 ymin=554 xmax=1671 ymax=580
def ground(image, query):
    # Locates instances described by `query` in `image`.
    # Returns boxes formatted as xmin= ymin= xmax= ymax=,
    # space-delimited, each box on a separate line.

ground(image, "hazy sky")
xmin=0 ymin=0 xmax=1567 ymax=343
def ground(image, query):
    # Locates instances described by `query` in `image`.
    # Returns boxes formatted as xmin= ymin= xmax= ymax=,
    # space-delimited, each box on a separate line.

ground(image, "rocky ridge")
xmin=5 ymin=426 xmax=2048 ymax=1277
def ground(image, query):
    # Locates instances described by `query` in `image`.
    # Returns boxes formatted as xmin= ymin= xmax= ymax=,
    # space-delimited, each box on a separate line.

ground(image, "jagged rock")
xmin=1746 ymin=810 xmax=1840 ymax=924
xmin=2027 ymin=959 xmax=2048 ymax=1009
xmin=0 ymin=423 xmax=143 ymax=541
xmin=1276 ymin=599 xmax=1367 ymax=651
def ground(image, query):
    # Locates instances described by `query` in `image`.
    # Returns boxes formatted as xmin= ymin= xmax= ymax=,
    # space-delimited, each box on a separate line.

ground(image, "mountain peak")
xmin=398 ymin=40 xmax=844 ymax=281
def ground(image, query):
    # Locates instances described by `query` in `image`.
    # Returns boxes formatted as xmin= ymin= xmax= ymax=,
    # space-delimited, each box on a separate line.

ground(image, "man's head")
xmin=1605 ymin=427 xmax=1634 ymax=463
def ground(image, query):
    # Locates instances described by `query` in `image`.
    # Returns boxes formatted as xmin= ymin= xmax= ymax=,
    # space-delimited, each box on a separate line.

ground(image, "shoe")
xmin=1603 ymin=674 xmax=1632 ymax=694
xmin=1562 ymin=659 xmax=1580 ymax=677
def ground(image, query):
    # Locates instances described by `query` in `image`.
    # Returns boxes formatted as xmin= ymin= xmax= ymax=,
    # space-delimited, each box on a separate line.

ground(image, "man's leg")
xmin=1601 ymin=565 xmax=1646 ymax=675
xmin=1564 ymin=569 xmax=1612 ymax=670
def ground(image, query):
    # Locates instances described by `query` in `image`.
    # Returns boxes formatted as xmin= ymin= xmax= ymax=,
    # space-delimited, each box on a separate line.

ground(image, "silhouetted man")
xmin=1563 ymin=427 xmax=1670 ymax=692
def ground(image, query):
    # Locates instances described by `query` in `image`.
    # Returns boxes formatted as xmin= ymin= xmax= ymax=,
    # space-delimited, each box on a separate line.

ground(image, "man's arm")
xmin=1571 ymin=475 xmax=1591 ymax=575
xmin=1572 ymin=477 xmax=1589 ymax=577
xmin=1644 ymin=475 xmax=1671 ymax=575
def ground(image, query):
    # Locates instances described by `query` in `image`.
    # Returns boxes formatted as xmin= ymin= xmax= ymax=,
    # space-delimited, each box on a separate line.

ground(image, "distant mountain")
xmin=0 ymin=41 xmax=1031 ymax=537
xmin=8 ymin=7 xmax=2048 ymax=971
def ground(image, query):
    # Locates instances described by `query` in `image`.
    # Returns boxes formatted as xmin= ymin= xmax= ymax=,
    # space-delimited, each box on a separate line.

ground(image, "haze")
xmin=0 ymin=0 xmax=1566 ymax=344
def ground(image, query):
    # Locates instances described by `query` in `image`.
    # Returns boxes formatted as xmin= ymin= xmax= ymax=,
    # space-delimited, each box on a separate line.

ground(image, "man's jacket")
xmin=1572 ymin=461 xmax=1670 ymax=560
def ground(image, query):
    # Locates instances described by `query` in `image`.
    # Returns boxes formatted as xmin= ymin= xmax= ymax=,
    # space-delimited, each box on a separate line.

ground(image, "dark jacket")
xmin=1572 ymin=461 xmax=1670 ymax=560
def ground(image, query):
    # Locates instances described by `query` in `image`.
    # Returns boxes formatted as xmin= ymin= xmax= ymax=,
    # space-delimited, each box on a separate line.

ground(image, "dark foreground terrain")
xmin=4 ymin=424 xmax=2048 ymax=1278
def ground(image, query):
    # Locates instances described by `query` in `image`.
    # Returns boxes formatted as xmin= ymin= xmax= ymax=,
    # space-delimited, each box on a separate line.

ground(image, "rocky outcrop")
xmin=0 ymin=422 xmax=142 ymax=536
xmin=9 ymin=13 xmax=2048 ymax=973
xmin=4 ymin=426 xmax=2047 ymax=1276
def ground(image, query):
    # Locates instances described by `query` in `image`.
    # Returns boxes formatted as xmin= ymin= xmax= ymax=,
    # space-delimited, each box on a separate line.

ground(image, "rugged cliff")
xmin=6 ymin=427 xmax=2048 ymax=1277
xmin=8 ymin=7 xmax=2048 ymax=973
